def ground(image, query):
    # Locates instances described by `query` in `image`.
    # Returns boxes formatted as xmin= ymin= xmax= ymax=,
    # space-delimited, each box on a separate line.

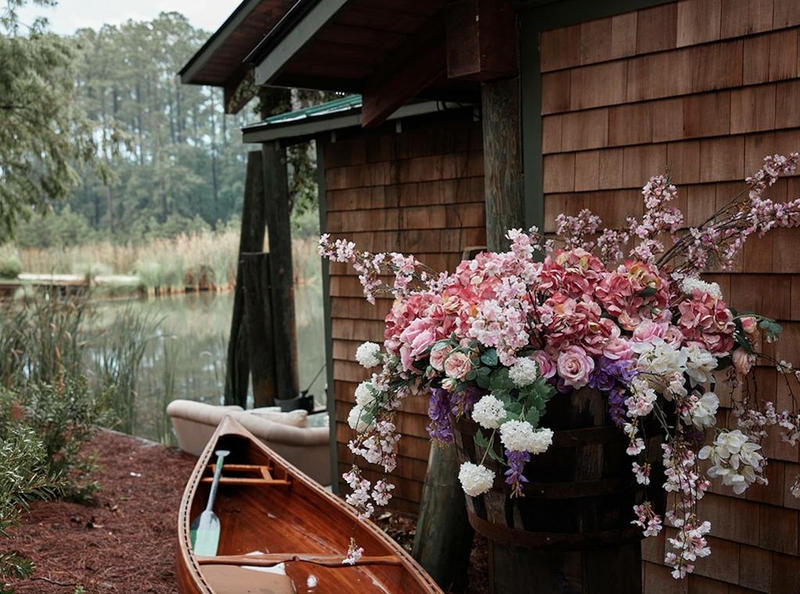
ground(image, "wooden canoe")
xmin=176 ymin=414 xmax=442 ymax=594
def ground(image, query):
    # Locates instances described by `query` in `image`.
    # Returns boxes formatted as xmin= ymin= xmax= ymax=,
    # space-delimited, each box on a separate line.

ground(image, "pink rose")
xmin=556 ymin=345 xmax=595 ymax=389
xmin=732 ymin=348 xmax=754 ymax=375
xmin=603 ymin=337 xmax=633 ymax=361
xmin=740 ymin=316 xmax=758 ymax=334
xmin=631 ymin=320 xmax=667 ymax=343
xmin=429 ymin=342 xmax=453 ymax=372
xmin=444 ymin=351 xmax=472 ymax=380
xmin=531 ymin=350 xmax=557 ymax=379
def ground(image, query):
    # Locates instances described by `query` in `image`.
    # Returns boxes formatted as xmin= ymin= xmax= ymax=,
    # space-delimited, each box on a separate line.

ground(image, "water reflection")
xmin=91 ymin=285 xmax=326 ymax=444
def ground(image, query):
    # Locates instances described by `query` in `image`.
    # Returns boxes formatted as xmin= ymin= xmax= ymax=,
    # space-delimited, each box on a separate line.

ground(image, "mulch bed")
xmin=3 ymin=430 xmax=488 ymax=593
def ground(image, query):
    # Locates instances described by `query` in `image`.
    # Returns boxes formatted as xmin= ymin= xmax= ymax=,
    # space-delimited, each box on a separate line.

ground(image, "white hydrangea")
xmin=686 ymin=392 xmax=719 ymax=428
xmin=355 ymin=342 xmax=382 ymax=368
xmin=458 ymin=462 xmax=495 ymax=497
xmin=681 ymin=277 xmax=723 ymax=300
xmin=508 ymin=358 xmax=539 ymax=387
xmin=471 ymin=395 xmax=507 ymax=429
xmin=347 ymin=405 xmax=372 ymax=433
xmin=354 ymin=380 xmax=377 ymax=407
xmin=499 ymin=420 xmax=553 ymax=454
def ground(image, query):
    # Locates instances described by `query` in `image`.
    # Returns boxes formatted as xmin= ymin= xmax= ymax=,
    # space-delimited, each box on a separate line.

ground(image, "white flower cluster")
xmin=685 ymin=392 xmax=720 ymax=428
xmin=354 ymin=380 xmax=377 ymax=407
xmin=458 ymin=462 xmax=495 ymax=497
xmin=508 ymin=358 xmax=539 ymax=387
xmin=680 ymin=277 xmax=723 ymax=300
xmin=347 ymin=405 xmax=372 ymax=433
xmin=499 ymin=420 xmax=553 ymax=454
xmin=698 ymin=429 xmax=765 ymax=494
xmin=355 ymin=342 xmax=382 ymax=368
xmin=471 ymin=395 xmax=507 ymax=429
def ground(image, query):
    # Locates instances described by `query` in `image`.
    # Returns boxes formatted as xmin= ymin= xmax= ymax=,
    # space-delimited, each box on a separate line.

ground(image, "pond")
xmin=91 ymin=283 xmax=327 ymax=444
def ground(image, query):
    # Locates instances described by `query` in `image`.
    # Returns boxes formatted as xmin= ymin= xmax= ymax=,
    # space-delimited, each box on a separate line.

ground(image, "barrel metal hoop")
xmin=466 ymin=510 xmax=644 ymax=550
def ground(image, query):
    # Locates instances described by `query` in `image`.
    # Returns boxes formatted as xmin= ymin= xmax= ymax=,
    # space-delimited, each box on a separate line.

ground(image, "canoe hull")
xmin=176 ymin=414 xmax=442 ymax=594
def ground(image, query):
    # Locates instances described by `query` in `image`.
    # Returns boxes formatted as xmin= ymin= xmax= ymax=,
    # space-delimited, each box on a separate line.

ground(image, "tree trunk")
xmin=412 ymin=443 xmax=474 ymax=592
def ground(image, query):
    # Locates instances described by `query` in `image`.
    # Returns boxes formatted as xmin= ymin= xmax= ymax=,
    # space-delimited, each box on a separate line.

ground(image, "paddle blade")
xmin=190 ymin=510 xmax=221 ymax=556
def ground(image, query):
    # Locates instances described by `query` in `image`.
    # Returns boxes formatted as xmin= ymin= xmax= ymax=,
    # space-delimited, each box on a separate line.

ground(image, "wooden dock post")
xmin=225 ymin=150 xmax=267 ymax=407
xmin=262 ymin=141 xmax=300 ymax=403
xmin=241 ymin=252 xmax=278 ymax=408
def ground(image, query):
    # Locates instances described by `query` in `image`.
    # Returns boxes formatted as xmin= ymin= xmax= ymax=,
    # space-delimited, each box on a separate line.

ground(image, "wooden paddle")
xmin=190 ymin=449 xmax=230 ymax=556
xmin=196 ymin=553 xmax=403 ymax=568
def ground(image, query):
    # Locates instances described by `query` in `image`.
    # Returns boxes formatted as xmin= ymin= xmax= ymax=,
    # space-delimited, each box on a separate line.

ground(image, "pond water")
xmin=92 ymin=283 xmax=327 ymax=444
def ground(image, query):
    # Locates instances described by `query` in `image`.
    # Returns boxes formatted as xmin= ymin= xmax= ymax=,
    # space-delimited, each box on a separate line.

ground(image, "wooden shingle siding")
xmin=537 ymin=0 xmax=800 ymax=588
xmin=322 ymin=116 xmax=485 ymax=513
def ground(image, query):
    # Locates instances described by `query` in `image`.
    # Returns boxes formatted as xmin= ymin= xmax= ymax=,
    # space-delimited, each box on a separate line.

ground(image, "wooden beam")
xmin=222 ymin=68 xmax=254 ymax=115
xmin=361 ymin=11 xmax=447 ymax=129
xmin=446 ymin=0 xmax=518 ymax=82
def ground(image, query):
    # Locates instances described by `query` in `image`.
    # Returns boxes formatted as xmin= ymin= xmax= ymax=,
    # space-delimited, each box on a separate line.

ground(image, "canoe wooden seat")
xmin=201 ymin=564 xmax=295 ymax=594
xmin=201 ymin=463 xmax=292 ymax=487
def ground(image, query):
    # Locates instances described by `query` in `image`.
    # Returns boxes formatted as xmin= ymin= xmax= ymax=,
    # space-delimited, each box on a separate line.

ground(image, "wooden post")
xmin=482 ymin=77 xmax=523 ymax=252
xmin=412 ymin=444 xmax=474 ymax=592
xmin=225 ymin=150 xmax=267 ymax=406
xmin=262 ymin=141 xmax=300 ymax=402
xmin=241 ymin=252 xmax=277 ymax=408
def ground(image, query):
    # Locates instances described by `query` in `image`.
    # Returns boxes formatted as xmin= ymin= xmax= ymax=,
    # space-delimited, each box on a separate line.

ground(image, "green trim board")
xmin=517 ymin=0 xmax=673 ymax=232
xmin=242 ymin=97 xmax=471 ymax=145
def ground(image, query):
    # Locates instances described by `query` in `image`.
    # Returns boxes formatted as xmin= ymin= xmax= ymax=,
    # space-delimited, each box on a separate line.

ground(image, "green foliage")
xmin=0 ymin=252 xmax=22 ymax=279
xmin=0 ymin=0 xmax=97 ymax=238
xmin=1 ymin=379 xmax=107 ymax=501
xmin=0 ymin=422 xmax=63 ymax=589
xmin=13 ymin=206 xmax=96 ymax=249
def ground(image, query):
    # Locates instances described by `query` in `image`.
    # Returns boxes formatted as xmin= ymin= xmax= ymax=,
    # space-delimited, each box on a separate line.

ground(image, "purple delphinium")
xmin=427 ymin=387 xmax=454 ymax=443
xmin=589 ymin=356 xmax=638 ymax=427
xmin=504 ymin=449 xmax=530 ymax=497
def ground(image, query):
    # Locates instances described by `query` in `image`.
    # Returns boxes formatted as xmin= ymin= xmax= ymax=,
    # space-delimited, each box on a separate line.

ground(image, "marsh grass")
xmin=13 ymin=228 xmax=322 ymax=293
xmin=86 ymin=303 xmax=162 ymax=435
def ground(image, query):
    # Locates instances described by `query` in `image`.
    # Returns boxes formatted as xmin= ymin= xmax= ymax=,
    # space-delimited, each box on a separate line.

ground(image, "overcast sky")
xmin=17 ymin=0 xmax=242 ymax=35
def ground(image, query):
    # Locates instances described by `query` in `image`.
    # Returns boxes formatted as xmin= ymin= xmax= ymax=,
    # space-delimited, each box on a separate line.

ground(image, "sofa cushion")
xmin=246 ymin=407 xmax=308 ymax=428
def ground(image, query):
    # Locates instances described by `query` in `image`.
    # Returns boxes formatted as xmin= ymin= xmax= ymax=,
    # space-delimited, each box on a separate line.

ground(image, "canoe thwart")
xmin=197 ymin=553 xmax=404 ymax=568
xmin=201 ymin=462 xmax=292 ymax=487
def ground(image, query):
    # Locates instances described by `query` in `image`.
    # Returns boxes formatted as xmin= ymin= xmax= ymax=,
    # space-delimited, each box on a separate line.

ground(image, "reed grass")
xmin=12 ymin=226 xmax=324 ymax=294
xmin=86 ymin=303 xmax=162 ymax=435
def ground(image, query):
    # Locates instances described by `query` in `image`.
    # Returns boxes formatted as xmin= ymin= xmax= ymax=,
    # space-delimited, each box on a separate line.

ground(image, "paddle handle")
xmin=206 ymin=450 xmax=230 ymax=513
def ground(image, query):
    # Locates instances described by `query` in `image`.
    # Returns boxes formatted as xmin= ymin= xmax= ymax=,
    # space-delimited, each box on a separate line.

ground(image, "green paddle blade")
xmin=190 ymin=449 xmax=229 ymax=557
xmin=191 ymin=510 xmax=221 ymax=556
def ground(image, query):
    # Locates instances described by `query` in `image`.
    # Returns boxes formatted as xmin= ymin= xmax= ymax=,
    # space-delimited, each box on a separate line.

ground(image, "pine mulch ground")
xmin=4 ymin=429 xmax=488 ymax=594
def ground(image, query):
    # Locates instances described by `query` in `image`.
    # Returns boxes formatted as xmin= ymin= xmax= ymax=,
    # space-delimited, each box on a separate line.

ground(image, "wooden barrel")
xmin=453 ymin=388 xmax=664 ymax=593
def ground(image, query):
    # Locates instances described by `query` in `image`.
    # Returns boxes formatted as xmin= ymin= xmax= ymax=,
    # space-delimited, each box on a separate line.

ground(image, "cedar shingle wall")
xmin=538 ymin=0 xmax=800 ymax=590
xmin=322 ymin=117 xmax=485 ymax=512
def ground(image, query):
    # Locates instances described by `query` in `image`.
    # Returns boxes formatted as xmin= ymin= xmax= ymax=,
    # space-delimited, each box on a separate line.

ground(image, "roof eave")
xmin=179 ymin=0 xmax=264 ymax=85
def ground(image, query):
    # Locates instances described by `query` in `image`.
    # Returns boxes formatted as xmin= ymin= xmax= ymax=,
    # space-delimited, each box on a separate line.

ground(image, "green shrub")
xmin=0 ymin=254 xmax=21 ymax=279
xmin=0 ymin=422 xmax=64 ymax=591
xmin=0 ymin=380 xmax=108 ymax=502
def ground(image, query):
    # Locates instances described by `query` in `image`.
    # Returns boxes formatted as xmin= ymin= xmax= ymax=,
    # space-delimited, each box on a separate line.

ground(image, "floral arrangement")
xmin=319 ymin=153 xmax=800 ymax=576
